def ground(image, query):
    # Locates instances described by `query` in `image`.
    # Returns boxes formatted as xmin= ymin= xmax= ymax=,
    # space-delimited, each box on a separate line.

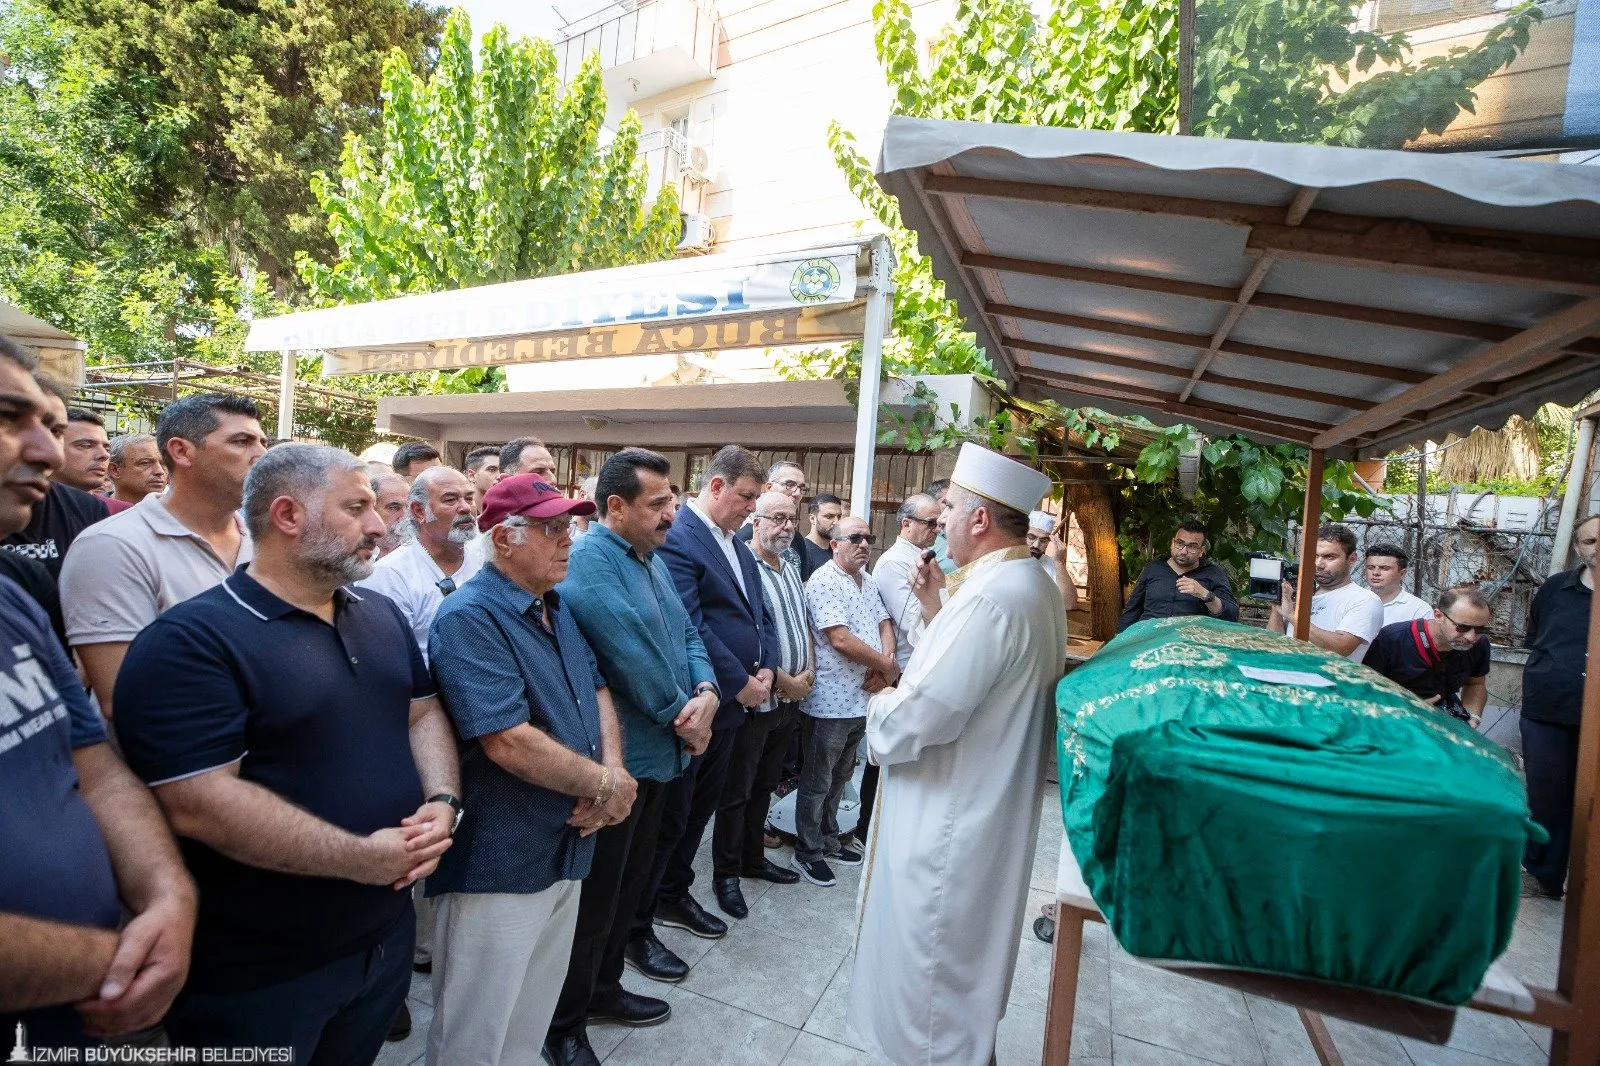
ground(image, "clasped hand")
xmin=569 ymin=766 xmax=638 ymax=836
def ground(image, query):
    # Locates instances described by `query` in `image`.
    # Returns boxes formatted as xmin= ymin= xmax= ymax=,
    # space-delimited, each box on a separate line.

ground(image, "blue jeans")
xmin=166 ymin=907 xmax=414 ymax=1066
xmin=795 ymin=715 xmax=865 ymax=864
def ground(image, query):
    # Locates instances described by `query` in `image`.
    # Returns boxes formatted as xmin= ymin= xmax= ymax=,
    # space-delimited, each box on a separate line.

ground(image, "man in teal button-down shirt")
xmin=547 ymin=448 xmax=720 ymax=1064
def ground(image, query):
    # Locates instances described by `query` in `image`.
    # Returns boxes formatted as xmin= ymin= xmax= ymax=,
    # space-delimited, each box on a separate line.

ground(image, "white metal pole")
xmin=276 ymin=349 xmax=296 ymax=441
xmin=1551 ymin=415 xmax=1596 ymax=575
xmin=849 ymin=237 xmax=896 ymax=521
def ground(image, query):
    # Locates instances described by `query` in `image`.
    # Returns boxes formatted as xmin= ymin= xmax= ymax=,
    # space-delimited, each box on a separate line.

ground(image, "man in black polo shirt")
xmin=1118 ymin=517 xmax=1239 ymax=631
xmin=1363 ymin=585 xmax=1492 ymax=727
xmin=1519 ymin=514 xmax=1599 ymax=900
xmin=115 ymin=442 xmax=462 ymax=1060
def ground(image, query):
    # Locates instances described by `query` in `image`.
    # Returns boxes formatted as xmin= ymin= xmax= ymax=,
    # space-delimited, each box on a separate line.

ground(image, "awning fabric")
xmin=244 ymin=242 xmax=876 ymax=378
xmin=876 ymin=117 xmax=1600 ymax=458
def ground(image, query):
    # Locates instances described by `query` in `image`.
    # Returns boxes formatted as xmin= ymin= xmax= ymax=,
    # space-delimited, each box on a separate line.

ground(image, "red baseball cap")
xmin=478 ymin=475 xmax=596 ymax=532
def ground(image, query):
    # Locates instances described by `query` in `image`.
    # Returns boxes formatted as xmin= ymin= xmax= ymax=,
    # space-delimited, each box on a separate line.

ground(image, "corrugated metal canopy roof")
xmin=876 ymin=118 xmax=1600 ymax=459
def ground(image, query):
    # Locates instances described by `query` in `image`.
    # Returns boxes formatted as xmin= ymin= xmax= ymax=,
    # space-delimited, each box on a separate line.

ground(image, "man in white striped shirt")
xmin=711 ymin=491 xmax=813 ymax=919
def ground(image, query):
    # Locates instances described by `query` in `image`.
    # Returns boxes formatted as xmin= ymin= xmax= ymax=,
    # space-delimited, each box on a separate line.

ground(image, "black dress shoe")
xmin=714 ymin=875 xmax=748 ymax=919
xmin=743 ymin=857 xmax=800 ymax=884
xmin=589 ymin=988 xmax=671 ymax=1028
xmin=623 ymin=932 xmax=689 ymax=983
xmin=543 ymin=1031 xmax=601 ymax=1066
xmin=386 ymin=1001 xmax=411 ymax=1041
xmin=655 ymin=894 xmax=728 ymax=939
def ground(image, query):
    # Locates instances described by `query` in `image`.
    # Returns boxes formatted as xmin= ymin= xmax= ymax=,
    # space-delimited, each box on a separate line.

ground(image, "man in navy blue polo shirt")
xmin=1363 ymin=584 xmax=1493 ymax=727
xmin=114 ymin=443 xmax=461 ymax=1063
xmin=0 ymin=336 xmax=196 ymax=1049
xmin=425 ymin=474 xmax=635 ymax=1066
xmin=1520 ymin=514 xmax=1599 ymax=899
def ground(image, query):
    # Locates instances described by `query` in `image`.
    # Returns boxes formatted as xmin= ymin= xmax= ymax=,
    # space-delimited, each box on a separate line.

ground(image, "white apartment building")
xmin=506 ymin=0 xmax=952 ymax=393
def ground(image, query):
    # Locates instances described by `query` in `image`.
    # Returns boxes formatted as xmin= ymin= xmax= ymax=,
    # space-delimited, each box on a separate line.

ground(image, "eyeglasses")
xmin=1172 ymin=540 xmax=1205 ymax=552
xmin=905 ymin=515 xmax=940 ymax=528
xmin=758 ymin=514 xmax=798 ymax=526
xmin=436 ymin=576 xmax=457 ymax=596
xmin=1440 ymin=611 xmax=1488 ymax=635
xmin=838 ymin=533 xmax=877 ymax=546
xmin=528 ymin=518 xmax=571 ymax=539
xmin=773 ymin=478 xmax=809 ymax=494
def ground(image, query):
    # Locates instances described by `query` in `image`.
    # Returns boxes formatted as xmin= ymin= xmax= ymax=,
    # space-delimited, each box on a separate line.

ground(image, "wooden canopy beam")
xmin=960 ymin=252 xmax=1600 ymax=356
xmin=1006 ymin=336 xmax=1372 ymax=412
xmin=1313 ymin=296 xmax=1600 ymax=450
xmin=927 ymin=173 xmax=1600 ymax=293
xmin=1018 ymin=368 xmax=1322 ymax=444
xmin=1247 ymin=224 xmax=1600 ymax=297
xmin=989 ymin=301 xmax=1435 ymax=386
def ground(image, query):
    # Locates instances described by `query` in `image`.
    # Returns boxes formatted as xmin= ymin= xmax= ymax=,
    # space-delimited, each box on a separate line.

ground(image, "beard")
xmin=761 ymin=530 xmax=794 ymax=555
xmin=301 ymin=520 xmax=379 ymax=584
xmin=447 ymin=516 xmax=477 ymax=544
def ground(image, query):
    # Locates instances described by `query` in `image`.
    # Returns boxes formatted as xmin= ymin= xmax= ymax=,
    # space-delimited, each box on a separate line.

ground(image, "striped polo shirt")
xmin=754 ymin=547 xmax=811 ymax=711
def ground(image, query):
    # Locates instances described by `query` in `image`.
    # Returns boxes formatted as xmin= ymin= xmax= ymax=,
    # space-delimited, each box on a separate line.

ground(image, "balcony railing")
xmin=555 ymin=0 xmax=719 ymax=105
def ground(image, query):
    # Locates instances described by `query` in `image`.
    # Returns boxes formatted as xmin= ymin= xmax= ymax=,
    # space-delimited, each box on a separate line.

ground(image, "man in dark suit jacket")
xmin=624 ymin=446 xmax=779 ymax=972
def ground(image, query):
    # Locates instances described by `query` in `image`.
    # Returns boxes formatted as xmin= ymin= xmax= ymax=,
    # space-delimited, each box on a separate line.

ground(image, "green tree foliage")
xmin=299 ymin=10 xmax=682 ymax=393
xmin=38 ymin=0 xmax=445 ymax=281
xmin=0 ymin=1 xmax=264 ymax=365
xmin=1192 ymin=0 xmax=1542 ymax=147
xmin=803 ymin=0 xmax=1177 ymax=383
xmin=1120 ymin=425 xmax=1380 ymax=580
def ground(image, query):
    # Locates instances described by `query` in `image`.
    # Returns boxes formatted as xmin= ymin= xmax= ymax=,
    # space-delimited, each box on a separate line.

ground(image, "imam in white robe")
xmin=847 ymin=546 xmax=1067 ymax=1066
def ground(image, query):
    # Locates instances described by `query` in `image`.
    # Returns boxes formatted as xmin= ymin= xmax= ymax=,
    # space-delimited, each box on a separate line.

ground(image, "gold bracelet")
xmin=596 ymin=766 xmax=610 ymax=805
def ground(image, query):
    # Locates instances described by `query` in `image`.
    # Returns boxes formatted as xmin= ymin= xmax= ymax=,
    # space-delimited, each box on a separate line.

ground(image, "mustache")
xmin=5 ymin=462 xmax=52 ymax=485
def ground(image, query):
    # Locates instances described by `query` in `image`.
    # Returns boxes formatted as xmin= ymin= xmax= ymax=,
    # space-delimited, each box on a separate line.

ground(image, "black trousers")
xmin=632 ymin=724 xmax=738 ymax=936
xmin=713 ymin=703 xmax=798 ymax=878
xmin=1522 ymin=717 xmax=1579 ymax=894
xmin=167 ymin=907 xmax=412 ymax=1066
xmin=548 ymin=778 xmax=670 ymax=1040
xmin=856 ymin=761 xmax=879 ymax=843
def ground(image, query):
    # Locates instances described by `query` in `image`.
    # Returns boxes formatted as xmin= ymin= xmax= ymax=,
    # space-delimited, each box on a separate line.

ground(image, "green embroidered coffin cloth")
xmin=1055 ymin=616 xmax=1542 ymax=1005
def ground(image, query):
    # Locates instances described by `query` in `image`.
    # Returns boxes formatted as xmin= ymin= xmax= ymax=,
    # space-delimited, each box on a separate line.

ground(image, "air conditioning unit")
xmin=677 ymin=212 xmax=713 ymax=254
xmin=682 ymin=143 xmax=715 ymax=185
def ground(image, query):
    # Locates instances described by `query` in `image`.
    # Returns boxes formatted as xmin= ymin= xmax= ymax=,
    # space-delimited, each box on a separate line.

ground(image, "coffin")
xmin=1055 ymin=616 xmax=1542 ymax=1005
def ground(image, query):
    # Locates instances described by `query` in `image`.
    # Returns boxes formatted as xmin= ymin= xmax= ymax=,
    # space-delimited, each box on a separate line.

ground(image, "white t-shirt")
xmin=804 ymin=561 xmax=891 ymax=720
xmin=1310 ymin=581 xmax=1386 ymax=662
xmin=1379 ymin=588 xmax=1434 ymax=627
xmin=357 ymin=540 xmax=482 ymax=665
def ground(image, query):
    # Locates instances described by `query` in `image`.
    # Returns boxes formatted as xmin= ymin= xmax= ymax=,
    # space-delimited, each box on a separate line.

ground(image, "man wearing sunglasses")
xmin=1362 ymin=584 xmax=1493 ymax=728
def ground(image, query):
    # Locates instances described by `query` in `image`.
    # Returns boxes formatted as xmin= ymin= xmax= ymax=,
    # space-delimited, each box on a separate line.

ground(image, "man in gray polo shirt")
xmin=61 ymin=394 xmax=269 ymax=717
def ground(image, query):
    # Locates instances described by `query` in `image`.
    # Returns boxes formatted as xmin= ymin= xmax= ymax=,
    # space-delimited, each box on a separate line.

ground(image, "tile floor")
xmin=377 ymin=794 xmax=1563 ymax=1066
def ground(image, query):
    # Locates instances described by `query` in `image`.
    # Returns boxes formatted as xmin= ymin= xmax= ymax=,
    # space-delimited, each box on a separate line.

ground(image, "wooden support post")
xmin=1066 ymin=481 xmax=1122 ymax=641
xmin=1551 ymin=556 xmax=1600 ymax=1065
xmin=1043 ymin=909 xmax=1084 ymax=1065
xmin=1298 ymin=1008 xmax=1346 ymax=1066
xmin=1294 ymin=449 xmax=1326 ymax=641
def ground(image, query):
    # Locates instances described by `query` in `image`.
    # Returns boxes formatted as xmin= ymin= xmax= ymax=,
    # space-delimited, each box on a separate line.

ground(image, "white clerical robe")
xmin=847 ymin=547 xmax=1067 ymax=1066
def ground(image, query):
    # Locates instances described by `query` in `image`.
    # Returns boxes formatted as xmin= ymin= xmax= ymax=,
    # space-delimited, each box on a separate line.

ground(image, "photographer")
xmin=1362 ymin=585 xmax=1493 ymax=728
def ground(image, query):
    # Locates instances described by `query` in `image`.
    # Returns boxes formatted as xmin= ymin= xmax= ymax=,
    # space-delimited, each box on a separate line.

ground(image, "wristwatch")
xmin=693 ymin=682 xmax=719 ymax=699
xmin=428 ymin=793 xmax=464 ymax=836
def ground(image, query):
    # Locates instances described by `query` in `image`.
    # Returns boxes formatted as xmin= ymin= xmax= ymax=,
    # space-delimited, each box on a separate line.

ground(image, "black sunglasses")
xmin=436 ymin=576 xmax=457 ymax=596
xmin=1440 ymin=610 xmax=1487 ymax=635
xmin=839 ymin=533 xmax=877 ymax=546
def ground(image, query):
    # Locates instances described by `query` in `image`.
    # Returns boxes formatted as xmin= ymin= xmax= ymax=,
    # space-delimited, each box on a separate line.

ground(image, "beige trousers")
xmin=425 ymin=881 xmax=582 ymax=1066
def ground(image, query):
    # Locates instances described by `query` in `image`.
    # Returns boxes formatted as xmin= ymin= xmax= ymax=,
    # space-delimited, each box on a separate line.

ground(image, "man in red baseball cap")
xmin=476 ymin=474 xmax=595 ymax=533
xmin=424 ymin=473 xmax=634 ymax=1066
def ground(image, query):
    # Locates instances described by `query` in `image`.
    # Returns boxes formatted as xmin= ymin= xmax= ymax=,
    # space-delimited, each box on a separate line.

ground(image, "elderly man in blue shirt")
xmin=425 ymin=475 xmax=637 ymax=1066
xmin=544 ymin=448 xmax=720 ymax=1066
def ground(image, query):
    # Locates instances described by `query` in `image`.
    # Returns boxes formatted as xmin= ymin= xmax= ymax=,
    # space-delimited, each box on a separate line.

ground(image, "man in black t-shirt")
xmin=1 ymin=377 xmax=110 ymax=577
xmin=1363 ymin=584 xmax=1492 ymax=727
xmin=0 ymin=334 xmax=196 ymax=1047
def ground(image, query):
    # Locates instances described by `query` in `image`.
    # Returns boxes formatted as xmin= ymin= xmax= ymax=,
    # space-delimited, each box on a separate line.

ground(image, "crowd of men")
xmin=2 ymin=326 xmax=1594 ymax=1064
